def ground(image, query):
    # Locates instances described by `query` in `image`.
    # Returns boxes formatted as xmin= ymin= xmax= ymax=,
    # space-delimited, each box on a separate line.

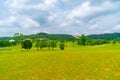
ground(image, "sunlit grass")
xmin=0 ymin=44 xmax=120 ymax=80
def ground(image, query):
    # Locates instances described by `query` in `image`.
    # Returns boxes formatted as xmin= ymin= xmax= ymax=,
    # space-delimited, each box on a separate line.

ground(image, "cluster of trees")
xmin=86 ymin=39 xmax=109 ymax=45
xmin=21 ymin=39 xmax=65 ymax=50
xmin=0 ymin=40 xmax=16 ymax=47
xmin=0 ymin=40 xmax=11 ymax=47
xmin=77 ymin=34 xmax=109 ymax=46
xmin=35 ymin=40 xmax=57 ymax=50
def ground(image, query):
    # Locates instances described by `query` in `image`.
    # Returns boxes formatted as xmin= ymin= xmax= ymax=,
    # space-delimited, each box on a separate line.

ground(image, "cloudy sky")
xmin=0 ymin=0 xmax=120 ymax=36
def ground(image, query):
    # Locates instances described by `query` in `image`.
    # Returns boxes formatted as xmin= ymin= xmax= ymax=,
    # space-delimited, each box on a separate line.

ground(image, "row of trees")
xmin=35 ymin=40 xmax=57 ymax=50
xmin=22 ymin=39 xmax=65 ymax=50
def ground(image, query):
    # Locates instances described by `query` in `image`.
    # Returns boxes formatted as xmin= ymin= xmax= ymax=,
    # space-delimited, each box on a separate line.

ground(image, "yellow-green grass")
xmin=0 ymin=44 xmax=120 ymax=80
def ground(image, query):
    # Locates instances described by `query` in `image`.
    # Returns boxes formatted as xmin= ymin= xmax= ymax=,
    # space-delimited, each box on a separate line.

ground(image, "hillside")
xmin=1 ymin=32 xmax=120 ymax=41
xmin=25 ymin=33 xmax=76 ymax=41
xmin=87 ymin=33 xmax=120 ymax=40
xmin=0 ymin=33 xmax=76 ymax=41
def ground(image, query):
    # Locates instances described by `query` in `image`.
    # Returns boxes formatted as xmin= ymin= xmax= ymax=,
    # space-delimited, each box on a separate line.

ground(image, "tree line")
xmin=0 ymin=33 xmax=116 ymax=48
xmin=22 ymin=39 xmax=65 ymax=50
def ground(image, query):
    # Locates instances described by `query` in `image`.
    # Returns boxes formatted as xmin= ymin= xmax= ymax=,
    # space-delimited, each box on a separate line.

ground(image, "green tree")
xmin=50 ymin=40 xmax=57 ymax=50
xmin=59 ymin=42 xmax=65 ymax=50
xmin=35 ymin=42 xmax=40 ymax=51
xmin=47 ymin=41 xmax=51 ymax=50
xmin=80 ymin=34 xmax=86 ymax=46
xmin=22 ymin=39 xmax=32 ymax=50
xmin=39 ymin=41 xmax=47 ymax=50
xmin=112 ymin=40 xmax=116 ymax=45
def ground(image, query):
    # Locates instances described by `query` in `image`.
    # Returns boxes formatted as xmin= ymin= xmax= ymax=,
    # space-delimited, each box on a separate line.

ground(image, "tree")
xmin=50 ymin=40 xmax=57 ymax=50
xmin=35 ymin=42 xmax=40 ymax=51
xmin=22 ymin=39 xmax=32 ymax=50
xmin=35 ymin=40 xmax=48 ymax=50
xmin=39 ymin=41 xmax=47 ymax=50
xmin=59 ymin=42 xmax=65 ymax=50
xmin=46 ymin=40 xmax=57 ymax=50
xmin=80 ymin=34 xmax=86 ymax=46
xmin=112 ymin=40 xmax=116 ymax=45
xmin=47 ymin=41 xmax=51 ymax=50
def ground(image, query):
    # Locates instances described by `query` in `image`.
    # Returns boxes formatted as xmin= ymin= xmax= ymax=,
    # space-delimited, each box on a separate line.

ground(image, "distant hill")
xmin=0 ymin=37 xmax=12 ymax=40
xmin=87 ymin=33 xmax=120 ymax=40
xmin=0 ymin=33 xmax=76 ymax=41
xmin=1 ymin=32 xmax=120 ymax=41
xmin=26 ymin=33 xmax=76 ymax=41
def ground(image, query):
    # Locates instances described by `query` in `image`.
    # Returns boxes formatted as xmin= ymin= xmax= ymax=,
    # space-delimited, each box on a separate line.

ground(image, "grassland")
xmin=1 ymin=44 xmax=120 ymax=80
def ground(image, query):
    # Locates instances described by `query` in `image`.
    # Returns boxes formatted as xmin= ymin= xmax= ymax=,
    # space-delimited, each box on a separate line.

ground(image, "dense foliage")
xmin=0 ymin=40 xmax=11 ymax=47
xmin=0 ymin=40 xmax=16 ymax=47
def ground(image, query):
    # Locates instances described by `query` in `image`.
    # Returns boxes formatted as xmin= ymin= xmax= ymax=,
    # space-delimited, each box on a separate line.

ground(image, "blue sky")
xmin=0 ymin=0 xmax=120 ymax=36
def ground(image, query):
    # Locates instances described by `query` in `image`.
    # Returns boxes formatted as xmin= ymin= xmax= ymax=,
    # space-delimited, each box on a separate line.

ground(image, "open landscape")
xmin=1 ymin=43 xmax=120 ymax=80
xmin=1 ymin=0 xmax=120 ymax=80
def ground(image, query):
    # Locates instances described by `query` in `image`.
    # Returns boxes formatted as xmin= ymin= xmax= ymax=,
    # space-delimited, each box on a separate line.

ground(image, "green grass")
xmin=0 ymin=44 xmax=120 ymax=80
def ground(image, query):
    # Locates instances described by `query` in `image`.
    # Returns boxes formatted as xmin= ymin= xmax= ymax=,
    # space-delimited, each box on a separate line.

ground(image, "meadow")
xmin=0 ymin=44 xmax=120 ymax=80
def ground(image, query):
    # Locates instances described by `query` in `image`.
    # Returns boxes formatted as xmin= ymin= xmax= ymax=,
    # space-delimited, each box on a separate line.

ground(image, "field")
xmin=1 ymin=44 xmax=120 ymax=80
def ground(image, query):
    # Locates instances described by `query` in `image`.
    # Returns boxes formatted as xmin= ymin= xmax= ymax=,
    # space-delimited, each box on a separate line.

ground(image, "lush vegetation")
xmin=0 ymin=32 xmax=120 ymax=80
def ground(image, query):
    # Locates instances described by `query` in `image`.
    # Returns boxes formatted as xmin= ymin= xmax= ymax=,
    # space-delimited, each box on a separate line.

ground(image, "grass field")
xmin=1 ymin=44 xmax=120 ymax=80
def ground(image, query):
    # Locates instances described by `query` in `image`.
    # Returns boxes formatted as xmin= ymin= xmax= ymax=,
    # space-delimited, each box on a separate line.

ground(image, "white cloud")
xmin=48 ymin=14 xmax=57 ymax=22
xmin=20 ymin=17 xmax=40 ymax=29
xmin=0 ymin=15 xmax=40 ymax=29
xmin=5 ymin=0 xmax=26 ymax=9
xmin=89 ymin=24 xmax=100 ymax=30
xmin=67 ymin=1 xmax=120 ymax=20
xmin=0 ymin=16 xmax=16 ymax=26
xmin=5 ymin=0 xmax=57 ymax=11
xmin=113 ymin=25 xmax=120 ymax=31
xmin=44 ymin=0 xmax=57 ymax=6
xmin=67 ymin=1 xmax=103 ymax=20
xmin=1 ymin=0 xmax=120 ymax=36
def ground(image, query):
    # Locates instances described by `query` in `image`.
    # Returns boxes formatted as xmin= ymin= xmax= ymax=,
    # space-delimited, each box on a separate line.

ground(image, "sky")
xmin=0 ymin=0 xmax=120 ymax=36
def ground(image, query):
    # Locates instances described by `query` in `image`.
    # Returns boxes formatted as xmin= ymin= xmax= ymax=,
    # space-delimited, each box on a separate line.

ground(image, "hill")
xmin=87 ymin=33 xmax=120 ymax=40
xmin=0 ymin=33 xmax=76 ymax=41
xmin=26 ymin=33 xmax=76 ymax=41
xmin=1 ymin=32 xmax=120 ymax=41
